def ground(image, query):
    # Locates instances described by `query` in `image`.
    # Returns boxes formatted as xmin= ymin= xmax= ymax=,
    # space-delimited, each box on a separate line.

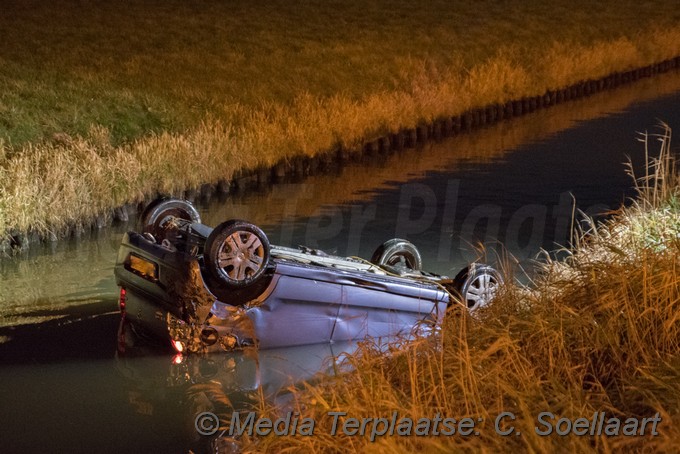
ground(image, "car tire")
xmin=370 ymin=238 xmax=423 ymax=271
xmin=141 ymin=198 xmax=201 ymax=241
xmin=453 ymin=264 xmax=502 ymax=311
xmin=205 ymin=220 xmax=271 ymax=291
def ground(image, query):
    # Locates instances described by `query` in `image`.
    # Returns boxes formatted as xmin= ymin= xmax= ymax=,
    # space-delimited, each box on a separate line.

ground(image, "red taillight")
xmin=172 ymin=340 xmax=184 ymax=353
xmin=172 ymin=354 xmax=184 ymax=365
xmin=119 ymin=288 xmax=127 ymax=313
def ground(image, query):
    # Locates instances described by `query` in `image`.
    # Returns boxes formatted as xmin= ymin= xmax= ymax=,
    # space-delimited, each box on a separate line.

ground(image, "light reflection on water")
xmin=0 ymin=70 xmax=680 ymax=452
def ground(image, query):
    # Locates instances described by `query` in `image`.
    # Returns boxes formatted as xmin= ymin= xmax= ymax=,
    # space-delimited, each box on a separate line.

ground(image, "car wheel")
xmin=205 ymin=220 xmax=271 ymax=290
xmin=141 ymin=198 xmax=201 ymax=241
xmin=370 ymin=238 xmax=423 ymax=271
xmin=453 ymin=264 xmax=502 ymax=311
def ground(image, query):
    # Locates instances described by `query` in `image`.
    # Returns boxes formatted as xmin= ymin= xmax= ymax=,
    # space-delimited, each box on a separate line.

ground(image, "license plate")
xmin=126 ymin=254 xmax=158 ymax=282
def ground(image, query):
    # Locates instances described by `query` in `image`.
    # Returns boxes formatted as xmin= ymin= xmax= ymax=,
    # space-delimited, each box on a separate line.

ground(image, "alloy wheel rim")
xmin=217 ymin=231 xmax=265 ymax=281
xmin=465 ymin=273 xmax=498 ymax=309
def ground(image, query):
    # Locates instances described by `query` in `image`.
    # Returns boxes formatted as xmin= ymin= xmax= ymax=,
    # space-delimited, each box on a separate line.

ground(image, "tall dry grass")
xmin=252 ymin=127 xmax=680 ymax=452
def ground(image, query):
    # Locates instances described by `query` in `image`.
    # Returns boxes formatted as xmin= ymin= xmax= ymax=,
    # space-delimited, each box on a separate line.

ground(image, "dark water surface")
xmin=2 ymin=71 xmax=680 ymax=453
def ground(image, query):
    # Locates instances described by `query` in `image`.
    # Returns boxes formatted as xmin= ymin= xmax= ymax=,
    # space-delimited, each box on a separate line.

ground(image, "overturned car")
xmin=114 ymin=198 xmax=502 ymax=353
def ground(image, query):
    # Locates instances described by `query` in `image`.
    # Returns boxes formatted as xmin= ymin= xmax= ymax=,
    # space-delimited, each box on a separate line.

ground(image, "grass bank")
xmin=2 ymin=1 xmax=680 ymax=240
xmin=251 ymin=127 xmax=680 ymax=452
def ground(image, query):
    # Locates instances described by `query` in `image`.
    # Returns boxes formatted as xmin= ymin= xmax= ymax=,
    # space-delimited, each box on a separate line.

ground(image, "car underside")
xmin=114 ymin=198 xmax=502 ymax=354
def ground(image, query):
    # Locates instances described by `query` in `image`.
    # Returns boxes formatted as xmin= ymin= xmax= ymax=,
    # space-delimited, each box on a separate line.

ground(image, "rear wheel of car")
xmin=141 ymin=198 xmax=201 ymax=242
xmin=205 ymin=220 xmax=271 ymax=293
xmin=370 ymin=238 xmax=423 ymax=272
xmin=453 ymin=264 xmax=502 ymax=311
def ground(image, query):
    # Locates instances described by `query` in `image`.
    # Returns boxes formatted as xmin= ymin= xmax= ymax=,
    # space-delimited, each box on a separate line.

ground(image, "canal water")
xmin=1 ymin=70 xmax=680 ymax=453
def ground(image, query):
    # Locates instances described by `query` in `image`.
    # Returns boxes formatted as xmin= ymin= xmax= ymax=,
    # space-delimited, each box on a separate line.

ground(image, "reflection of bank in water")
xmin=116 ymin=326 xmax=363 ymax=453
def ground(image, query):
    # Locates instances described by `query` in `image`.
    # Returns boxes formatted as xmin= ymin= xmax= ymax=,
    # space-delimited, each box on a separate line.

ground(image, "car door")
xmin=245 ymin=262 xmax=342 ymax=348
xmin=332 ymin=273 xmax=448 ymax=342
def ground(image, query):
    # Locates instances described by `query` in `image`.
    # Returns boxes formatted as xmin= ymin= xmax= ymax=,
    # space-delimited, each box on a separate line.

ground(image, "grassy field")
xmin=2 ymin=0 xmax=680 ymax=239
xmin=251 ymin=127 xmax=680 ymax=452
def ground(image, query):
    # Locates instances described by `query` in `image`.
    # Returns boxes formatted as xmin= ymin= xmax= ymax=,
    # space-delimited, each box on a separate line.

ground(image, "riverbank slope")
xmin=2 ymin=1 xmax=680 ymax=243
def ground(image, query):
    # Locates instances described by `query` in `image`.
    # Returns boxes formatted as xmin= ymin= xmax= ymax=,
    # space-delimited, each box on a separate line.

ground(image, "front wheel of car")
xmin=370 ymin=238 xmax=423 ymax=272
xmin=453 ymin=264 xmax=502 ymax=311
xmin=205 ymin=220 xmax=271 ymax=292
